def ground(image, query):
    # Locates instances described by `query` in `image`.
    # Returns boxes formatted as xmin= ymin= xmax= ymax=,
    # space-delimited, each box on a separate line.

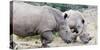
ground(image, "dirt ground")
xmin=12 ymin=8 xmax=97 ymax=49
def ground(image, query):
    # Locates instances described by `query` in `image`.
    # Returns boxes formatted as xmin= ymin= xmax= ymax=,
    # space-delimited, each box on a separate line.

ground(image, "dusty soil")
xmin=12 ymin=8 xmax=97 ymax=49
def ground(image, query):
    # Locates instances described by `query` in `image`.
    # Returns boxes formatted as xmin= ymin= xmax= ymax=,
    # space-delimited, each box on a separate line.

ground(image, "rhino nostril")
xmin=83 ymin=41 xmax=88 ymax=44
xmin=65 ymin=40 xmax=71 ymax=44
xmin=66 ymin=31 xmax=68 ymax=33
xmin=89 ymin=37 xmax=92 ymax=41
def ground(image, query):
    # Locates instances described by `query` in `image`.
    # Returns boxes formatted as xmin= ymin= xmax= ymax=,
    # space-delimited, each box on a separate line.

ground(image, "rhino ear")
xmin=82 ymin=19 xmax=85 ymax=24
xmin=64 ymin=13 xmax=68 ymax=19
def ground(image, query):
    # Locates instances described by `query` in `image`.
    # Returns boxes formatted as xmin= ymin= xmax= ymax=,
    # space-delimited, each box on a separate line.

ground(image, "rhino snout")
xmin=65 ymin=40 xmax=71 ymax=44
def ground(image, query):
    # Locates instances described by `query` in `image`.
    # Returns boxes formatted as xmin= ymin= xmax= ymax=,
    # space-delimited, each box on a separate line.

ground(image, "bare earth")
xmin=13 ymin=8 xmax=97 ymax=49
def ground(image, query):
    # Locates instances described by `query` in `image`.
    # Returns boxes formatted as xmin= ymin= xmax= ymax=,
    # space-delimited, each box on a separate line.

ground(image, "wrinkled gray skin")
xmin=63 ymin=10 xmax=92 ymax=44
xmin=10 ymin=2 xmax=75 ymax=48
xmin=79 ymin=33 xmax=92 ymax=44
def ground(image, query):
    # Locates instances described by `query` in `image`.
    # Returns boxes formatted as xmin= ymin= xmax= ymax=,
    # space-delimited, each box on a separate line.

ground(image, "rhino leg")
xmin=70 ymin=27 xmax=78 ymax=42
xmin=41 ymin=31 xmax=53 ymax=47
xmin=72 ymin=35 xmax=77 ymax=42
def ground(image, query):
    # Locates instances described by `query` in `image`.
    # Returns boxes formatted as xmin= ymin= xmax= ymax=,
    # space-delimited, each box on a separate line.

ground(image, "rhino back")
xmin=13 ymin=2 xmax=58 ymax=36
xmin=13 ymin=2 xmax=44 ymax=36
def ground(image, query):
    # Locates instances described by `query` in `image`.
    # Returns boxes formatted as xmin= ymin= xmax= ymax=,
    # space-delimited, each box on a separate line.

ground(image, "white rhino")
xmin=63 ymin=10 xmax=92 ymax=44
xmin=10 ymin=2 xmax=75 ymax=48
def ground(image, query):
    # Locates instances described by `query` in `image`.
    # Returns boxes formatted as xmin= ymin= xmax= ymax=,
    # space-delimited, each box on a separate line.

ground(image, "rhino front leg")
xmin=41 ymin=31 xmax=53 ymax=47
